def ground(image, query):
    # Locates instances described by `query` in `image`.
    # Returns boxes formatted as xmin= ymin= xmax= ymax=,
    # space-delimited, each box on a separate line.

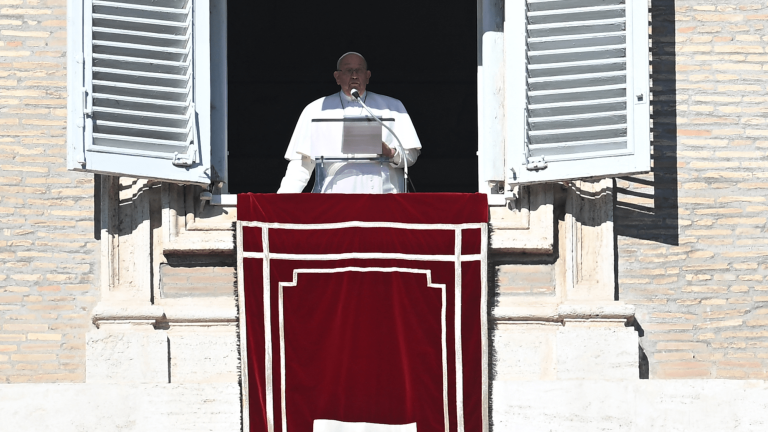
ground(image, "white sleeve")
xmin=391 ymin=147 xmax=420 ymax=168
xmin=285 ymin=99 xmax=322 ymax=161
xmin=277 ymin=157 xmax=316 ymax=193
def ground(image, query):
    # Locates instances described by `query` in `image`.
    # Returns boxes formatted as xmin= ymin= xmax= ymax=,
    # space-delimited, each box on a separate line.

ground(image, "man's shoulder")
xmin=298 ymin=96 xmax=337 ymax=117
xmin=367 ymin=92 xmax=407 ymax=113
xmin=368 ymin=91 xmax=402 ymax=105
xmin=306 ymin=96 xmax=329 ymax=109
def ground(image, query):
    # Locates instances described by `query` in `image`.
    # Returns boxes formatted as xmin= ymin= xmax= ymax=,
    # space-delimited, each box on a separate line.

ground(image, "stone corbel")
xmin=489 ymin=183 xmax=554 ymax=253
xmin=161 ymin=183 xmax=237 ymax=254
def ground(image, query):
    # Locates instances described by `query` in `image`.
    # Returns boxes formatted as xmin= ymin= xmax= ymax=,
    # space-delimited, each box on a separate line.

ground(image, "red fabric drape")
xmin=237 ymin=193 xmax=488 ymax=225
xmin=239 ymin=193 xmax=487 ymax=432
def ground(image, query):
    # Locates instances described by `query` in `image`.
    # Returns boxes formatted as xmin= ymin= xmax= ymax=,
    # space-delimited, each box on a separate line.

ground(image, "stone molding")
xmin=91 ymin=301 xmax=237 ymax=327
xmin=489 ymin=184 xmax=555 ymax=253
xmin=492 ymin=302 xmax=635 ymax=324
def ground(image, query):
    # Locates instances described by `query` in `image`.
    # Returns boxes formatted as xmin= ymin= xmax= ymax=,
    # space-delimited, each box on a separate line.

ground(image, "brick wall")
xmin=0 ymin=0 xmax=98 ymax=383
xmin=617 ymin=0 xmax=768 ymax=379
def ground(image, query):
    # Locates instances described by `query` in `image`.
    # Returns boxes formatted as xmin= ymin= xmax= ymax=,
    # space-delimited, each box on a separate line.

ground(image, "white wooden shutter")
xmin=67 ymin=0 xmax=212 ymax=185
xmin=504 ymin=0 xmax=650 ymax=185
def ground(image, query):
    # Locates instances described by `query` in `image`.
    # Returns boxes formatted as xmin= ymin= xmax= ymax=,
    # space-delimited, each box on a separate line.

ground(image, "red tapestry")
xmin=237 ymin=194 xmax=488 ymax=432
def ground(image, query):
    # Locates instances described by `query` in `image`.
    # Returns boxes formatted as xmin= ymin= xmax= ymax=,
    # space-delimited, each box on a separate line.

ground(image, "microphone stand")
xmin=351 ymin=90 xmax=409 ymax=193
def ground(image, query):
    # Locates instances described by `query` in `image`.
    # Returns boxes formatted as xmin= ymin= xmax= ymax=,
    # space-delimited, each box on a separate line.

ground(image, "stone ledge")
xmin=492 ymin=379 xmax=768 ymax=431
xmin=0 ymin=383 xmax=240 ymax=432
xmin=492 ymin=302 xmax=635 ymax=323
xmin=92 ymin=299 xmax=238 ymax=326
xmin=92 ymin=302 xmax=164 ymax=326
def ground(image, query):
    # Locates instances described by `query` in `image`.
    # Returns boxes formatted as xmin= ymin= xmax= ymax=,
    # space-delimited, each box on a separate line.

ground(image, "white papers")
xmin=308 ymin=117 xmax=394 ymax=158
xmin=341 ymin=116 xmax=382 ymax=155
xmin=309 ymin=120 xmax=344 ymax=157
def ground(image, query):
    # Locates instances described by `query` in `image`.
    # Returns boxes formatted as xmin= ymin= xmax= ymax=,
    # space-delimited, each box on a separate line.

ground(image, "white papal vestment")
xmin=277 ymin=91 xmax=421 ymax=194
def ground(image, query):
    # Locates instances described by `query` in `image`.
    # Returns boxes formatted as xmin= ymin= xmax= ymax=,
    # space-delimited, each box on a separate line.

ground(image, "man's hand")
xmin=381 ymin=142 xmax=396 ymax=158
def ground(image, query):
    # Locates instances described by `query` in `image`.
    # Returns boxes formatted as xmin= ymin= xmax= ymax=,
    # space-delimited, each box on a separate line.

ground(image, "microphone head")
xmin=350 ymin=88 xmax=360 ymax=99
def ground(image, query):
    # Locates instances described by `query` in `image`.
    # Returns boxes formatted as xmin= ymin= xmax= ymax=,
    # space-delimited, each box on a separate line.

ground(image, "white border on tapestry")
xmin=236 ymin=221 xmax=251 ymax=432
xmin=243 ymin=252 xmax=481 ymax=263
xmin=453 ymin=229 xmax=464 ymax=432
xmin=262 ymin=227 xmax=275 ymax=432
xmin=240 ymin=221 xmax=486 ymax=231
xmin=278 ymin=268 xmax=449 ymax=432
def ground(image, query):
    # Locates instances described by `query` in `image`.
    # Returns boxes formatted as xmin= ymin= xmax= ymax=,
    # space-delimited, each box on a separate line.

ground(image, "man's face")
xmin=334 ymin=54 xmax=371 ymax=96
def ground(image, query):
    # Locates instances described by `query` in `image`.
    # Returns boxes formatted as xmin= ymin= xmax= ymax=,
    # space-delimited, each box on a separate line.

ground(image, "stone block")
xmin=493 ymin=323 xmax=557 ymax=380
xmin=0 ymin=383 xmax=240 ymax=431
xmin=492 ymin=380 xmax=768 ymax=431
xmin=86 ymin=328 xmax=169 ymax=384
xmin=556 ymin=324 xmax=638 ymax=380
xmin=168 ymin=326 xmax=238 ymax=383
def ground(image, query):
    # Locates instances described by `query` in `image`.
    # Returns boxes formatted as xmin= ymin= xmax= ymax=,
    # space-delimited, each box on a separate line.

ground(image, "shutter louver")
xmin=68 ymin=0 xmax=212 ymax=185
xmin=506 ymin=0 xmax=650 ymax=185
xmin=91 ymin=0 xmax=195 ymax=160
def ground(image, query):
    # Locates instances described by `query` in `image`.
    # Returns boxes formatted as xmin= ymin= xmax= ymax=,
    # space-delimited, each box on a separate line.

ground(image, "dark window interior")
xmin=228 ymin=0 xmax=477 ymax=193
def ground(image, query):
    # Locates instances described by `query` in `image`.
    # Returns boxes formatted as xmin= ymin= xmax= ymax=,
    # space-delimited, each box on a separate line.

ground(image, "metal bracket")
xmin=82 ymin=87 xmax=92 ymax=116
xmin=199 ymin=191 xmax=212 ymax=213
xmin=172 ymin=146 xmax=197 ymax=167
xmin=75 ymin=87 xmax=91 ymax=167
xmin=172 ymin=102 xmax=199 ymax=167
xmin=488 ymin=181 xmax=504 ymax=195
xmin=526 ymin=156 xmax=548 ymax=171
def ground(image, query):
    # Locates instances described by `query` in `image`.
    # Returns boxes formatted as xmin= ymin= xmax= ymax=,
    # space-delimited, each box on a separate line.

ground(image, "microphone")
xmin=350 ymin=87 xmax=410 ymax=192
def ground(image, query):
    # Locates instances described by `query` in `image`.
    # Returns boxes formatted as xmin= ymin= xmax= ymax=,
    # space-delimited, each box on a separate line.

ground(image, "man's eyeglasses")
xmin=337 ymin=68 xmax=367 ymax=76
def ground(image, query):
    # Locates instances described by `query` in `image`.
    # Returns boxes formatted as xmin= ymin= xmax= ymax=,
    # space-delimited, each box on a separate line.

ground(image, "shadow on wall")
xmin=614 ymin=0 xmax=679 ymax=247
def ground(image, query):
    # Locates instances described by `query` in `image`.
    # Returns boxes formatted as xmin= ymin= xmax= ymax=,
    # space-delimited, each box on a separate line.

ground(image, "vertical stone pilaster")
xmin=565 ymin=178 xmax=616 ymax=302
xmin=88 ymin=177 xmax=167 ymax=383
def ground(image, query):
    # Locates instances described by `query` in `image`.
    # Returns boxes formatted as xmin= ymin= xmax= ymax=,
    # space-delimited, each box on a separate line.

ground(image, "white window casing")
xmin=479 ymin=0 xmax=650 ymax=194
xmin=67 ymin=0 xmax=217 ymax=185
xmin=477 ymin=0 xmax=507 ymax=205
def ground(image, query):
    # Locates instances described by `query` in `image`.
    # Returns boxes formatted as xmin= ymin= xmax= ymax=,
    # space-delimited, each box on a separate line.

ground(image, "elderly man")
xmin=277 ymin=52 xmax=421 ymax=193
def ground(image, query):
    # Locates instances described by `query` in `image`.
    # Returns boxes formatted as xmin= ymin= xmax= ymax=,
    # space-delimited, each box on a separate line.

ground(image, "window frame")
xmin=477 ymin=0 xmax=650 ymax=202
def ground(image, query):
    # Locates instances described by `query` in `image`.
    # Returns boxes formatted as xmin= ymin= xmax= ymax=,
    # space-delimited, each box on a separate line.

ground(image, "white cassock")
xmin=277 ymin=90 xmax=422 ymax=194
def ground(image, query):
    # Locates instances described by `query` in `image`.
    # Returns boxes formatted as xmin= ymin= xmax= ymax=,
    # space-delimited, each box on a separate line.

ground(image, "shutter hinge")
xmin=526 ymin=156 xmax=547 ymax=171
xmin=173 ymin=102 xmax=199 ymax=167
xmin=82 ymin=87 xmax=92 ymax=116
xmin=76 ymin=87 xmax=90 ymax=167
xmin=199 ymin=191 xmax=212 ymax=213
xmin=172 ymin=146 xmax=197 ymax=167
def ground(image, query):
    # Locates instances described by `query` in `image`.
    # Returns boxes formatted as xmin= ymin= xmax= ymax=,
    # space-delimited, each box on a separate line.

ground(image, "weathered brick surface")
xmin=160 ymin=265 xmax=236 ymax=298
xmin=0 ymin=0 xmax=98 ymax=383
xmin=496 ymin=264 xmax=555 ymax=296
xmin=617 ymin=0 xmax=768 ymax=379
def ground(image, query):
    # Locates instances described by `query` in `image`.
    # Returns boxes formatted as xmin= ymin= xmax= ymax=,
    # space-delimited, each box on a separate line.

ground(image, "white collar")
xmin=340 ymin=90 xmax=366 ymax=102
